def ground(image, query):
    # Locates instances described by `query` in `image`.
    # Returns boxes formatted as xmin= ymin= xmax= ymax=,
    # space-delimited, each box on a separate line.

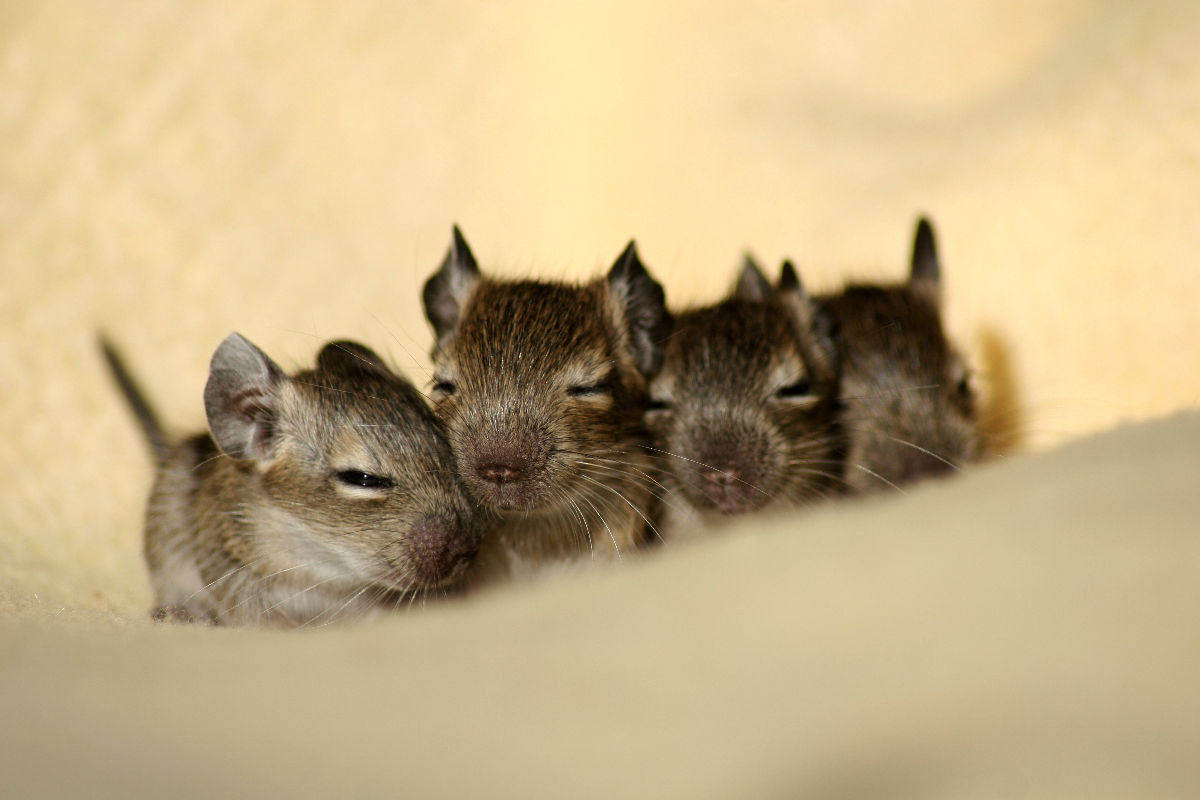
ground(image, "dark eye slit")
xmin=335 ymin=471 xmax=395 ymax=490
xmin=568 ymin=379 xmax=612 ymax=397
xmin=777 ymin=377 xmax=814 ymax=398
xmin=646 ymin=398 xmax=670 ymax=412
xmin=432 ymin=380 xmax=456 ymax=395
xmin=955 ymin=370 xmax=973 ymax=398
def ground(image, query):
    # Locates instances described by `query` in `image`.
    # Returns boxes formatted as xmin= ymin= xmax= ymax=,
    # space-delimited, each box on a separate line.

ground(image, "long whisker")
xmin=191 ymin=449 xmax=232 ymax=472
xmin=575 ymin=471 xmax=663 ymax=548
xmin=180 ymin=554 xmax=267 ymax=607
xmin=304 ymin=582 xmax=374 ymax=629
xmin=640 ymin=445 xmax=772 ymax=498
xmin=882 ymin=435 xmax=963 ymax=472
xmin=367 ymin=312 xmax=433 ymax=382
xmin=574 ymin=459 xmax=689 ymax=523
xmin=225 ymin=564 xmax=313 ymax=616
xmin=559 ymin=450 xmax=674 ymax=495
xmin=564 ymin=494 xmax=593 ymax=553
xmin=850 ymin=464 xmax=907 ymax=494
xmin=573 ymin=489 xmax=620 ymax=559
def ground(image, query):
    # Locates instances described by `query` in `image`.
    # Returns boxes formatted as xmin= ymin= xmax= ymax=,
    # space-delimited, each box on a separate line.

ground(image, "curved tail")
xmin=99 ymin=336 xmax=170 ymax=463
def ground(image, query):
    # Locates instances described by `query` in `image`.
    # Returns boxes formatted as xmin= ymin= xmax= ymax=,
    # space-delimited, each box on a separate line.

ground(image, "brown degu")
xmin=819 ymin=216 xmax=982 ymax=492
xmin=421 ymin=227 xmax=669 ymax=583
xmin=102 ymin=334 xmax=483 ymax=627
xmin=644 ymin=258 xmax=843 ymax=538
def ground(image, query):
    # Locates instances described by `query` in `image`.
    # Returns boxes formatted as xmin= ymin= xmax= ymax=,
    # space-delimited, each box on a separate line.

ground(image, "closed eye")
xmin=431 ymin=379 xmax=456 ymax=396
xmin=567 ymin=380 xmax=612 ymax=398
xmin=334 ymin=470 xmax=395 ymax=490
xmin=776 ymin=377 xmax=814 ymax=399
xmin=646 ymin=398 xmax=670 ymax=413
xmin=954 ymin=368 xmax=975 ymax=407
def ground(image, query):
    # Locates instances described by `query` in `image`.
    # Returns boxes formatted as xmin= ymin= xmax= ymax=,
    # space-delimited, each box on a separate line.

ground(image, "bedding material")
xmin=2 ymin=410 xmax=1198 ymax=798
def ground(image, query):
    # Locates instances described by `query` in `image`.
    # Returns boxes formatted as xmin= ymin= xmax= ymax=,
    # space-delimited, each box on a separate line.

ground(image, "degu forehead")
xmin=667 ymin=301 xmax=803 ymax=390
xmin=835 ymin=287 xmax=950 ymax=374
xmin=447 ymin=280 xmax=617 ymax=375
xmin=288 ymin=370 xmax=448 ymax=451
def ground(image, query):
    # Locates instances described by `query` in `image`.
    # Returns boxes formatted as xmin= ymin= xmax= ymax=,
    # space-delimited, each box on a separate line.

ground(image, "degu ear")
xmin=422 ymin=225 xmax=481 ymax=345
xmin=777 ymin=260 xmax=838 ymax=383
xmin=777 ymin=259 xmax=806 ymax=295
xmin=607 ymin=240 xmax=670 ymax=377
xmin=204 ymin=333 xmax=286 ymax=461
xmin=733 ymin=253 xmax=772 ymax=302
xmin=316 ymin=339 xmax=396 ymax=379
xmin=909 ymin=216 xmax=942 ymax=302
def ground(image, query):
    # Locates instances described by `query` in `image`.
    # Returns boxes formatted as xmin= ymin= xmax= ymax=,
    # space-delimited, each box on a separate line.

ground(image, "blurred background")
xmin=1 ymin=0 xmax=1198 ymax=615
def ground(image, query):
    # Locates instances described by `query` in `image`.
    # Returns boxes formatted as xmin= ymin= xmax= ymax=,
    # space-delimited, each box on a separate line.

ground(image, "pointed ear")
xmin=776 ymin=260 xmax=811 ymax=314
xmin=316 ymin=340 xmax=395 ymax=379
xmin=777 ymin=261 xmax=838 ymax=383
xmin=733 ymin=253 xmax=772 ymax=302
xmin=607 ymin=240 xmax=670 ymax=377
xmin=778 ymin=259 xmax=804 ymax=293
xmin=204 ymin=333 xmax=286 ymax=461
xmin=422 ymin=225 xmax=481 ymax=344
xmin=909 ymin=216 xmax=941 ymax=301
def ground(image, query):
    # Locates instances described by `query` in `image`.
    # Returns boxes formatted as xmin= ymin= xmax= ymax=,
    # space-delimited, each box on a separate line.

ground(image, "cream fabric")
xmin=3 ymin=412 xmax=1198 ymax=798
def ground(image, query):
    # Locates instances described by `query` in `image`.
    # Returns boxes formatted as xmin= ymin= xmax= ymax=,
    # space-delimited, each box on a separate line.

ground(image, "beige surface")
xmin=0 ymin=1 xmax=1198 ymax=795
xmin=3 ymin=410 xmax=1199 ymax=798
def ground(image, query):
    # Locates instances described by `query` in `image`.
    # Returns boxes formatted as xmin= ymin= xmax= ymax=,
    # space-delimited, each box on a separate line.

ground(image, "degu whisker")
xmin=850 ymin=464 xmax=907 ymax=494
xmin=304 ymin=583 xmax=373 ymax=629
xmin=640 ymin=446 xmax=771 ymax=497
xmin=574 ymin=461 xmax=689 ymax=519
xmin=883 ymin=435 xmax=963 ymax=471
xmin=572 ymin=490 xmax=620 ymax=559
xmin=575 ymin=472 xmax=664 ymax=548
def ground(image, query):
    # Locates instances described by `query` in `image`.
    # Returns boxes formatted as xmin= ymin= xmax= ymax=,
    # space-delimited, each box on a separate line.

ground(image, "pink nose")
xmin=477 ymin=461 xmax=523 ymax=485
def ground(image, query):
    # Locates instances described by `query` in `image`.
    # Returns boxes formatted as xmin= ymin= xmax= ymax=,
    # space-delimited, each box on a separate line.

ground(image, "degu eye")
xmin=431 ymin=378 xmax=457 ymax=396
xmin=954 ymin=369 xmax=975 ymax=402
xmin=775 ymin=376 xmax=814 ymax=400
xmin=645 ymin=381 xmax=672 ymax=413
xmin=334 ymin=470 xmax=395 ymax=490
xmin=567 ymin=379 xmax=612 ymax=398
